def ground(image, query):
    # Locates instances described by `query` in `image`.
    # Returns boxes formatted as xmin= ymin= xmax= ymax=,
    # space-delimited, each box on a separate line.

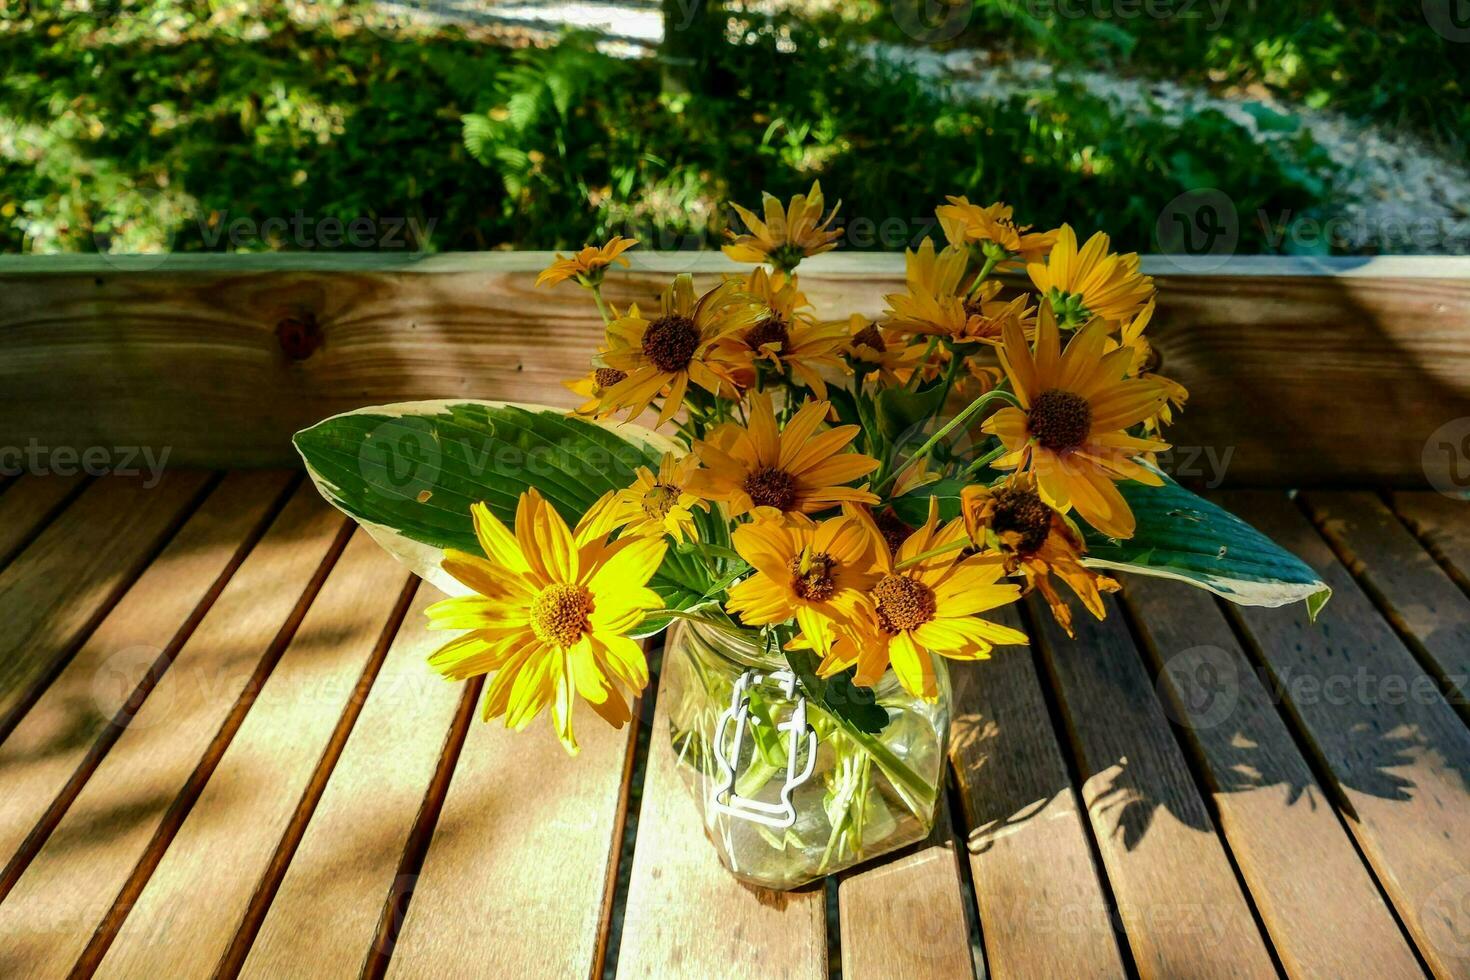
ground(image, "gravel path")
xmin=874 ymin=44 xmax=1470 ymax=255
xmin=373 ymin=1 xmax=1470 ymax=254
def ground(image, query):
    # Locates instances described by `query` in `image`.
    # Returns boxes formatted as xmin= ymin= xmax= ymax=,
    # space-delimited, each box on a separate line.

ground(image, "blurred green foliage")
xmin=850 ymin=0 xmax=1469 ymax=146
xmin=0 ymin=1 xmax=1347 ymax=255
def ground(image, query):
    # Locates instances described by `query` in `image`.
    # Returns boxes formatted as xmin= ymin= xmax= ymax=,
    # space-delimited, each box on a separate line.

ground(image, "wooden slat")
xmin=614 ymin=677 xmax=827 ymax=980
xmin=948 ymin=606 xmax=1126 ymax=980
xmin=1123 ymin=574 xmax=1424 ymax=979
xmin=93 ymin=531 xmax=412 ymax=976
xmin=2 ymin=253 xmax=1467 ymax=484
xmin=0 ymin=471 xmax=212 ymax=730
xmin=0 ymin=486 xmax=346 ymax=979
xmin=1305 ymin=491 xmax=1470 ymax=717
xmin=384 ymin=659 xmax=638 ymax=977
xmin=1029 ymin=593 xmax=1278 ymax=979
xmin=1223 ymin=491 xmax=1470 ymax=978
xmin=0 ymin=473 xmax=87 ymax=568
xmin=238 ymin=584 xmax=469 ymax=979
xmin=838 ymin=803 xmax=975 ymax=980
xmin=0 ymin=470 xmax=295 ymax=893
xmin=1389 ymin=491 xmax=1470 ymax=594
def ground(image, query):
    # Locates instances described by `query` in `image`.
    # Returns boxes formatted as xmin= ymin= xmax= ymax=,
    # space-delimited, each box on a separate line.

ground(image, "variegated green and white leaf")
xmin=893 ymin=470 xmax=1330 ymax=617
xmin=292 ymin=400 xmax=713 ymax=633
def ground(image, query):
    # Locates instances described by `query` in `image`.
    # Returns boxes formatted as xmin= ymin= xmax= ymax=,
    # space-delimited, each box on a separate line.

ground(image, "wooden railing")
xmin=1 ymin=253 xmax=1467 ymax=486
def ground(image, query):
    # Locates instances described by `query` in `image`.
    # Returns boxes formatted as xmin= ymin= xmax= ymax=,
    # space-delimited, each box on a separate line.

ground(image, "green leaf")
xmin=460 ymin=114 xmax=495 ymax=166
xmin=874 ymin=383 xmax=946 ymax=447
xmin=784 ymin=649 xmax=890 ymax=735
xmin=892 ymin=472 xmax=1329 ymax=613
xmin=890 ymin=477 xmax=966 ymax=527
xmin=292 ymin=400 xmax=709 ymax=631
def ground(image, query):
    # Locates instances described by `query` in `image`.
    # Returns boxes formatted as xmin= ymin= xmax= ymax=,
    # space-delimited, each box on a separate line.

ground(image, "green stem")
xmin=966 ymin=255 xmax=999 ymax=298
xmin=963 ymin=443 xmax=1007 ymax=476
xmin=933 ymin=344 xmax=963 ymax=415
xmin=587 ymin=281 xmax=614 ymax=325
xmin=895 ymin=537 xmax=970 ymax=570
xmin=840 ymin=718 xmax=935 ymax=814
xmin=877 ymin=388 xmax=1018 ymax=495
xmin=647 ymin=607 xmax=749 ymax=638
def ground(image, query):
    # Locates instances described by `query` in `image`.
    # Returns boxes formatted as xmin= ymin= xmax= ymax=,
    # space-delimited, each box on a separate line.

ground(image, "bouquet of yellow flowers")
xmin=296 ymin=184 xmax=1326 ymax=888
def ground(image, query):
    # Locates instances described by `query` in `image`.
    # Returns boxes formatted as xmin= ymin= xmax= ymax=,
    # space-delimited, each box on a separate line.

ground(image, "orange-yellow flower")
xmin=982 ymin=306 xmax=1169 ymax=539
xmin=962 ymin=474 xmax=1120 ymax=637
xmin=715 ymin=267 xmax=849 ymax=398
xmin=723 ymin=181 xmax=843 ymax=271
xmin=688 ymin=393 xmax=879 ymax=517
xmin=844 ymin=314 xmax=927 ymax=387
xmin=726 ymin=510 xmax=881 ymax=655
xmin=1112 ymin=299 xmax=1188 ymax=435
xmin=936 ymin=197 xmax=1057 ymax=265
xmin=1027 ymin=224 xmax=1154 ymax=329
xmin=817 ymin=499 xmax=1027 ymax=699
xmin=883 ymin=239 xmax=1033 ymax=346
xmin=608 ymin=451 xmax=709 ymax=543
xmin=599 ymin=275 xmax=764 ymax=427
xmin=425 ymin=490 xmax=666 ymax=755
xmin=564 ymin=356 xmax=630 ymax=417
xmin=536 ymin=236 xmax=638 ymax=288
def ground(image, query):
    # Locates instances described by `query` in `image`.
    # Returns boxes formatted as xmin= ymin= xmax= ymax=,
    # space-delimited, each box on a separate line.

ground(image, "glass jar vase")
xmin=661 ymin=618 xmax=951 ymax=890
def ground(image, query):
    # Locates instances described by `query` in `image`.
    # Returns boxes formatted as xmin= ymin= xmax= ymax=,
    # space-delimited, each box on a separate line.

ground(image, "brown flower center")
xmin=530 ymin=583 xmax=594 ymax=648
xmin=1138 ymin=343 xmax=1162 ymax=375
xmin=962 ymin=299 xmax=988 ymax=320
xmin=991 ymin=487 xmax=1053 ymax=555
xmin=593 ymin=367 xmax=627 ymax=391
xmin=642 ymin=314 xmax=700 ymax=373
xmin=641 ymin=483 xmax=679 ymax=520
xmin=788 ymin=551 xmax=837 ymax=601
xmin=872 ymin=574 xmax=937 ymax=633
xmin=743 ymin=466 xmax=798 ymax=512
xmin=745 ymin=316 xmax=790 ymax=354
xmin=853 ymin=323 xmax=886 ymax=353
xmin=1028 ymin=388 xmax=1092 ymax=453
xmin=873 ymin=510 xmax=910 ymax=555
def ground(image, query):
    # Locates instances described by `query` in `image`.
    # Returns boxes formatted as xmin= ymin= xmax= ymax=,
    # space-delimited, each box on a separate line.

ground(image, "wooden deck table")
xmin=2 ymin=252 xmax=1469 ymax=977
xmin=0 ymin=474 xmax=1466 ymax=978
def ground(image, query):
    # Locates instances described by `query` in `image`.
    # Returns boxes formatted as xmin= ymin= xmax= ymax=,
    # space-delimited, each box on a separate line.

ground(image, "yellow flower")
xmin=818 ymin=498 xmax=1027 ymax=699
xmin=844 ymin=314 xmax=927 ymax=387
xmin=883 ymin=239 xmax=1034 ymax=346
xmin=936 ymin=197 xmax=1057 ymax=265
xmin=726 ymin=510 xmax=881 ymax=655
xmin=609 ymin=451 xmax=709 ymax=543
xmin=982 ymin=305 xmax=1169 ymax=539
xmin=564 ymin=360 xmax=630 ymax=417
xmin=1027 ymin=224 xmax=1154 ymax=330
xmin=688 ymin=392 xmax=879 ymax=517
xmin=425 ymin=489 xmax=667 ymax=755
xmin=1112 ymin=299 xmax=1188 ymax=435
xmin=536 ymin=236 xmax=638 ymax=288
xmin=961 ymin=474 xmax=1120 ymax=638
xmin=723 ymin=180 xmax=843 ymax=271
xmin=714 ymin=267 xmax=850 ymax=398
xmin=599 ymin=275 xmax=764 ymax=427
